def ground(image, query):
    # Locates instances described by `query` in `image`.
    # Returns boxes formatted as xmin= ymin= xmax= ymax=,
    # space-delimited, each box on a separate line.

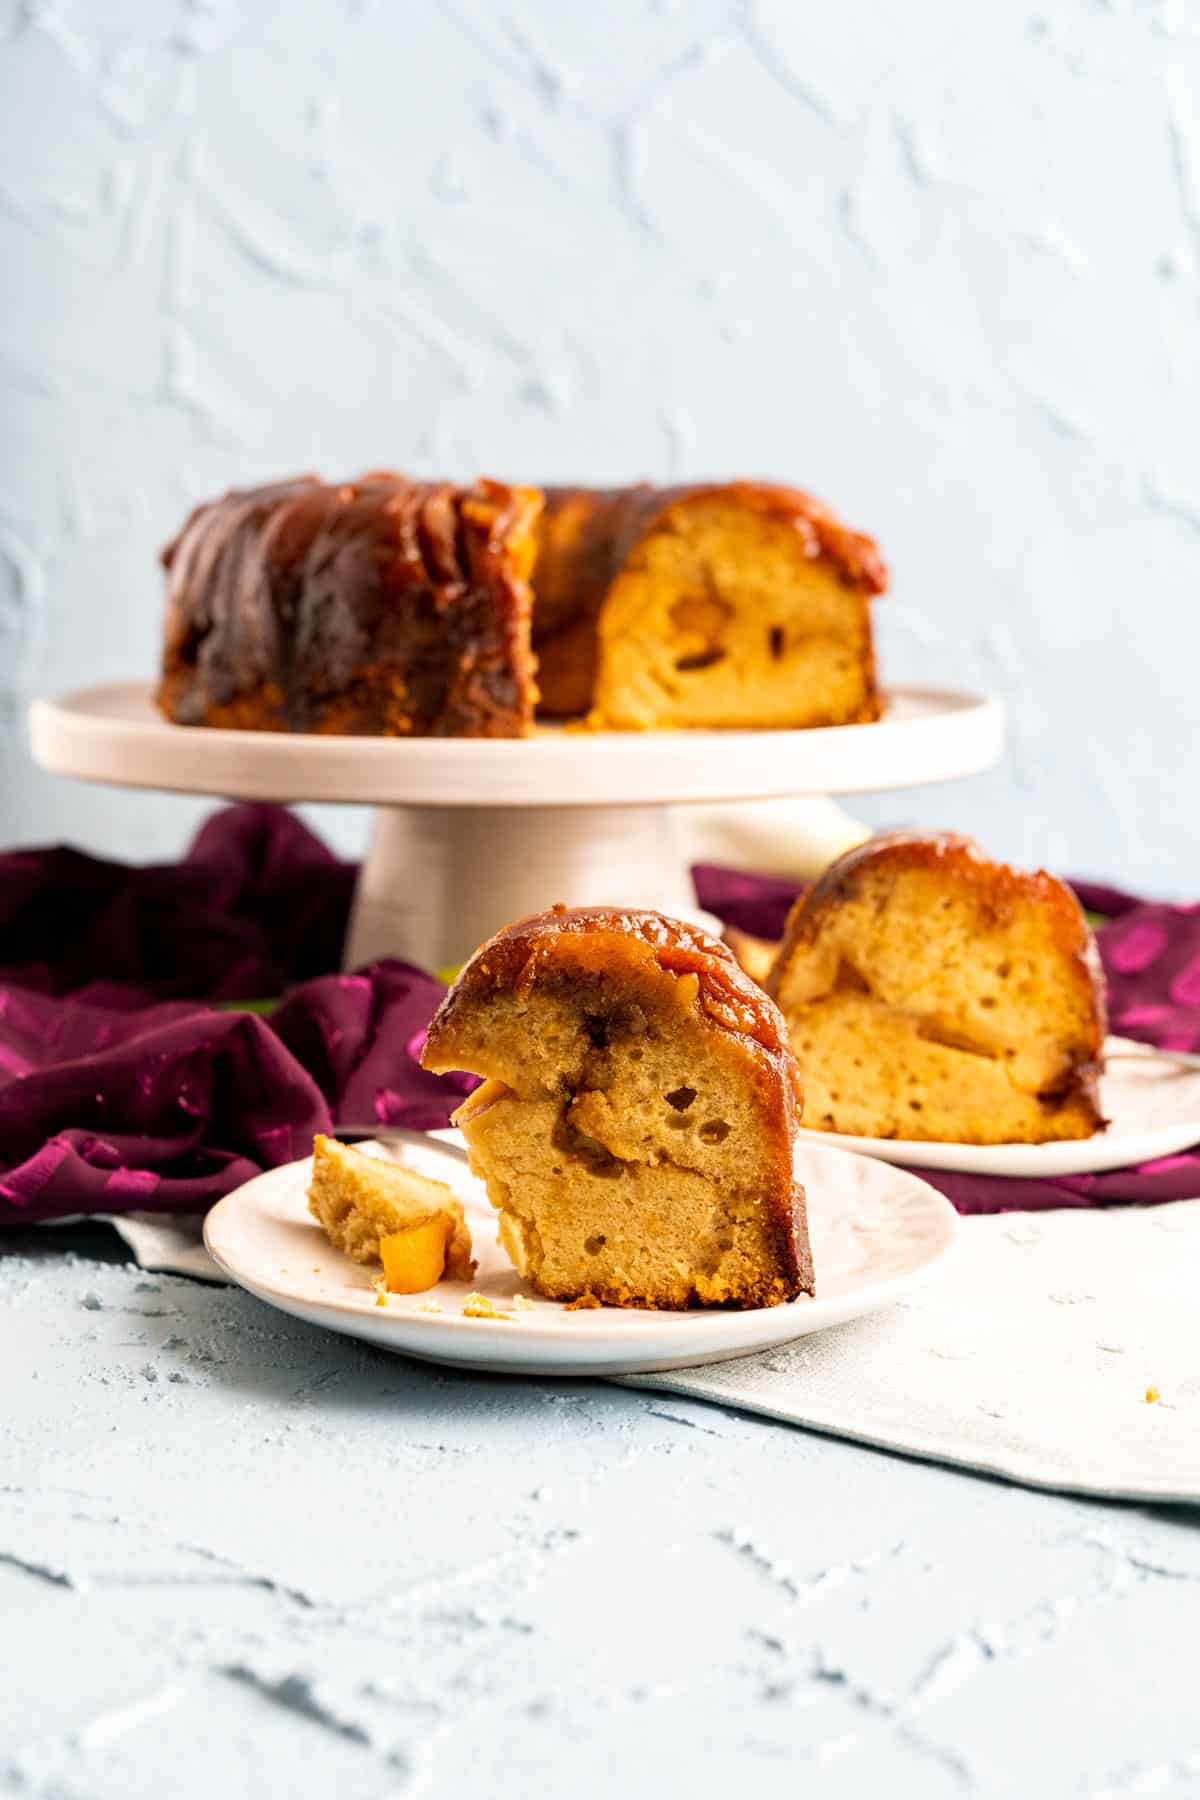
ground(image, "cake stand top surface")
xmin=30 ymin=681 xmax=1004 ymax=808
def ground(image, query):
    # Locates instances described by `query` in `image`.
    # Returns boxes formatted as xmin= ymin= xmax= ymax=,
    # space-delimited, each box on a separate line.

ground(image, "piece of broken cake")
xmin=766 ymin=832 xmax=1107 ymax=1144
xmin=420 ymin=905 xmax=813 ymax=1310
xmin=307 ymin=1134 xmax=475 ymax=1292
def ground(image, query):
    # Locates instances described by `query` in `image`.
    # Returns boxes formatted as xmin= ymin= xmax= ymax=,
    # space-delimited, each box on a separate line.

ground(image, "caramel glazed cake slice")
xmin=767 ymin=832 xmax=1107 ymax=1145
xmin=421 ymin=905 xmax=814 ymax=1311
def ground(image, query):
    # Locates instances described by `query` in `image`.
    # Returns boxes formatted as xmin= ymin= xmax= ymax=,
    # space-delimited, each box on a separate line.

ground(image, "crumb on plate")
xmin=1146 ymin=1386 xmax=1161 ymax=1403
xmin=564 ymin=1293 xmax=602 ymax=1311
xmin=462 ymin=1293 xmax=510 ymax=1320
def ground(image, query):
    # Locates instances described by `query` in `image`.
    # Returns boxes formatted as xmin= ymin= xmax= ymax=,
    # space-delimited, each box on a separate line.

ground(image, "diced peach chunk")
xmin=379 ymin=1216 xmax=453 ymax=1294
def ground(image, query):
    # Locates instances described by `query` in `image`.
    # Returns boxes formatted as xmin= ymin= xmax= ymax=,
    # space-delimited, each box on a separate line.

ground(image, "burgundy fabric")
xmin=0 ymin=809 xmax=1196 ymax=1227
xmin=693 ymin=862 xmax=806 ymax=944
xmin=0 ymin=989 xmax=330 ymax=1222
xmin=0 ymin=803 xmax=356 ymax=1001
xmin=0 ymin=808 xmax=467 ymax=1225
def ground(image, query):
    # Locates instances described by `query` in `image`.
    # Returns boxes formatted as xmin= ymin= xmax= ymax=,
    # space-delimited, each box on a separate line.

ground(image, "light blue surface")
xmin=2 ymin=1231 xmax=1198 ymax=1798
xmin=1 ymin=1 xmax=1198 ymax=889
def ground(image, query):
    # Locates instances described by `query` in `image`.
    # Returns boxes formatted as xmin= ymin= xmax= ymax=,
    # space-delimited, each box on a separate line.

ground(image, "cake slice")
xmin=420 ymin=906 xmax=813 ymax=1310
xmin=307 ymin=1134 xmax=475 ymax=1281
xmin=532 ymin=482 xmax=886 ymax=729
xmin=766 ymin=833 xmax=1107 ymax=1144
xmin=158 ymin=474 xmax=543 ymax=737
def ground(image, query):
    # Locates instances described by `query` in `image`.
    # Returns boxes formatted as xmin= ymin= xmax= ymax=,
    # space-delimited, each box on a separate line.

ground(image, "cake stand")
xmin=30 ymin=681 xmax=1004 ymax=970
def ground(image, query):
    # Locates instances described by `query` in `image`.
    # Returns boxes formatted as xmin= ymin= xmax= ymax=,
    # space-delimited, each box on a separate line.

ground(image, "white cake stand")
xmin=30 ymin=680 xmax=1003 ymax=970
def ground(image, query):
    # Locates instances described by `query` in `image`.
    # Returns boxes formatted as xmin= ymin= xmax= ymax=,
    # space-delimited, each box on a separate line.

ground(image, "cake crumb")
xmin=1146 ymin=1386 xmax=1161 ymax=1403
xmin=373 ymin=1277 xmax=389 ymax=1307
xmin=564 ymin=1293 xmax=602 ymax=1311
xmin=418 ymin=1301 xmax=444 ymax=1314
xmin=463 ymin=1293 xmax=510 ymax=1320
xmin=511 ymin=1294 xmax=536 ymax=1312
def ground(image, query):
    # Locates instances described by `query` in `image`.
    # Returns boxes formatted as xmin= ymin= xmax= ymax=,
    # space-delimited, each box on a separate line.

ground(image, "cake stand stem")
xmin=343 ymin=803 xmax=712 ymax=972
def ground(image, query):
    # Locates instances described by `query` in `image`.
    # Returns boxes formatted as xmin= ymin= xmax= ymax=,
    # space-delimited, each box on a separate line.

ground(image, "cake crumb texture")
xmin=534 ymin=482 xmax=885 ymax=730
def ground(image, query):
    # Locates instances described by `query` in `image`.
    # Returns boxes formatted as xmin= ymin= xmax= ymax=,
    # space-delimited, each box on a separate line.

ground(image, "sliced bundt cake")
xmin=767 ymin=833 xmax=1106 ymax=1145
xmin=421 ymin=906 xmax=813 ymax=1309
xmin=158 ymin=474 xmax=885 ymax=739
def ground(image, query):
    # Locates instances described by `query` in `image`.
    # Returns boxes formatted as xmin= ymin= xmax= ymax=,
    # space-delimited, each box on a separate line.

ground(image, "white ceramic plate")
xmin=796 ymin=1036 xmax=1200 ymax=1178
xmin=203 ymin=1135 xmax=959 ymax=1377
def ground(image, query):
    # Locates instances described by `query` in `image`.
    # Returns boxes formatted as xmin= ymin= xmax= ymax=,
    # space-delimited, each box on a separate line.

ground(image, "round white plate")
xmin=796 ymin=1037 xmax=1200 ymax=1178
xmin=30 ymin=680 xmax=1003 ymax=807
xmin=203 ymin=1134 xmax=959 ymax=1377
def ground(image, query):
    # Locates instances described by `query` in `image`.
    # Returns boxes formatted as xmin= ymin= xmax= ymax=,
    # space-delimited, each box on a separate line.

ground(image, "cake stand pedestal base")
xmin=344 ymin=802 xmax=710 ymax=972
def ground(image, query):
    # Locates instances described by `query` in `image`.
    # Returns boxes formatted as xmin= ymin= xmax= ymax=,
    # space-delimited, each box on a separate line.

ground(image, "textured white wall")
xmin=2 ymin=0 xmax=1198 ymax=891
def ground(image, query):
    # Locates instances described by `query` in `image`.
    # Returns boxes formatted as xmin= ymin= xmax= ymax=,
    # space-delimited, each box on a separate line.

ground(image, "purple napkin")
xmin=0 ymin=803 xmax=355 ymax=1000
xmin=0 ymin=807 xmax=468 ymax=1225
xmin=1 ymin=808 xmax=1197 ymax=1226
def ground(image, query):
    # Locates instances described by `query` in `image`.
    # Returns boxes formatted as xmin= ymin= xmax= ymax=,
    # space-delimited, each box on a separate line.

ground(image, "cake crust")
xmin=768 ymin=832 xmax=1107 ymax=1144
xmin=423 ymin=905 xmax=813 ymax=1310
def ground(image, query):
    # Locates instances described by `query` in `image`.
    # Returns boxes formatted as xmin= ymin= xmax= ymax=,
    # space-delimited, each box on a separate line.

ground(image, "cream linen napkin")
xmin=111 ymin=1198 xmax=1200 ymax=1503
xmin=617 ymin=1199 xmax=1200 ymax=1504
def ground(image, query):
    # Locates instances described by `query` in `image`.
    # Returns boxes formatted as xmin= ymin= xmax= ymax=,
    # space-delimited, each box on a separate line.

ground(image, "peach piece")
xmin=379 ymin=1216 xmax=453 ymax=1294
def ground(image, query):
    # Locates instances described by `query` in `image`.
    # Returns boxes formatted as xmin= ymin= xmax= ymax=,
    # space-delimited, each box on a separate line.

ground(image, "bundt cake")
xmin=157 ymin=475 xmax=885 ymax=737
xmin=158 ymin=475 xmax=542 ymax=737
xmin=766 ymin=833 xmax=1107 ymax=1145
xmin=308 ymin=1134 xmax=475 ymax=1282
xmin=421 ymin=905 xmax=813 ymax=1309
xmin=533 ymin=482 xmax=886 ymax=729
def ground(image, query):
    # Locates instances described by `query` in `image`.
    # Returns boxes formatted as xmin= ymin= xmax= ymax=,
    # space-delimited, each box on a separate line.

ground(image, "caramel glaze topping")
xmin=534 ymin=479 xmax=888 ymax=633
xmin=158 ymin=473 xmax=542 ymax=738
xmin=428 ymin=904 xmax=803 ymax=1109
xmin=776 ymin=830 xmax=1106 ymax=1042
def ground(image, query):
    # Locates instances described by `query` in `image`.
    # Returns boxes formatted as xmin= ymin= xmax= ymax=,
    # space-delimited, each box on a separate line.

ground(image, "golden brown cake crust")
xmin=429 ymin=904 xmax=803 ymax=1086
xmin=772 ymin=832 xmax=1106 ymax=1026
xmin=768 ymin=831 xmax=1107 ymax=1135
xmin=532 ymin=481 xmax=887 ymax=721
xmin=157 ymin=473 xmax=542 ymax=738
xmin=536 ymin=482 xmax=888 ymax=612
xmin=423 ymin=905 xmax=812 ymax=1308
